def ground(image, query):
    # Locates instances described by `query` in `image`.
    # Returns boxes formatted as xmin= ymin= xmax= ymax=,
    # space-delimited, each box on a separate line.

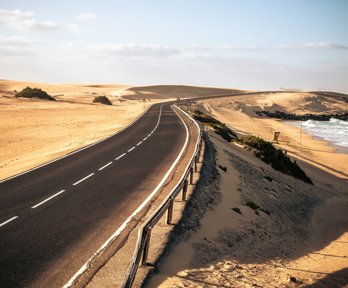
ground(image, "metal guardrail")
xmin=122 ymin=105 xmax=202 ymax=288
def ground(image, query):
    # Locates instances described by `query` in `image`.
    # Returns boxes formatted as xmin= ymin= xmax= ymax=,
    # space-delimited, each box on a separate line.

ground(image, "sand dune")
xmin=123 ymin=85 xmax=244 ymax=99
xmin=148 ymin=133 xmax=348 ymax=287
xmin=0 ymin=80 xmax=245 ymax=180
xmin=199 ymin=92 xmax=348 ymax=179
xmin=0 ymin=80 xmax=161 ymax=180
xmin=146 ymin=91 xmax=348 ymax=288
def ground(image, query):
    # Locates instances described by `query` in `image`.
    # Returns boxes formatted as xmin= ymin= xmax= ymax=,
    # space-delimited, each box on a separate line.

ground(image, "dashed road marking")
xmin=98 ymin=162 xmax=113 ymax=171
xmin=143 ymin=136 xmax=148 ymax=141
xmin=73 ymin=173 xmax=95 ymax=186
xmin=128 ymin=147 xmax=135 ymax=152
xmin=115 ymin=153 xmax=126 ymax=160
xmin=136 ymin=141 xmax=142 ymax=146
xmin=0 ymin=216 xmax=18 ymax=227
xmin=31 ymin=190 xmax=66 ymax=209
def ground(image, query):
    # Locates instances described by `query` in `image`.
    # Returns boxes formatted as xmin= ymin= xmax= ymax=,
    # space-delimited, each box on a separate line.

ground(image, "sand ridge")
xmin=199 ymin=92 xmax=348 ymax=180
xmin=0 ymin=80 xmax=246 ymax=180
xmin=0 ymin=80 xmax=151 ymax=180
xmin=146 ymin=92 xmax=348 ymax=287
xmin=147 ymin=131 xmax=348 ymax=288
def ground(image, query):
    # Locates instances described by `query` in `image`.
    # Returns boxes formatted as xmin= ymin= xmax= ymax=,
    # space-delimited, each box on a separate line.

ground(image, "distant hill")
xmin=124 ymin=85 xmax=245 ymax=99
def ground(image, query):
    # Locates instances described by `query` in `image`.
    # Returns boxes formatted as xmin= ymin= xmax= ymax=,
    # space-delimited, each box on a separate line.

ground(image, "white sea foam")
xmin=288 ymin=118 xmax=348 ymax=149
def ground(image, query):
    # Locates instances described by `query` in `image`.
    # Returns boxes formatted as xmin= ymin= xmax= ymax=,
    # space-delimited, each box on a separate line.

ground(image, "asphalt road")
xmin=0 ymin=102 xmax=186 ymax=288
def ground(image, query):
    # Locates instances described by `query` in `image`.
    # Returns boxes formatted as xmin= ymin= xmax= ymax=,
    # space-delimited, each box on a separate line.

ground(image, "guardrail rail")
xmin=122 ymin=105 xmax=202 ymax=288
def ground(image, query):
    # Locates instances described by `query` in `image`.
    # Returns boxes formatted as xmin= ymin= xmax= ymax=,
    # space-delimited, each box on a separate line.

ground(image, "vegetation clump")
xmin=237 ymin=135 xmax=313 ymax=184
xmin=218 ymin=165 xmax=227 ymax=172
xmin=93 ymin=96 xmax=112 ymax=105
xmin=15 ymin=87 xmax=55 ymax=101
xmin=244 ymin=200 xmax=270 ymax=216
xmin=231 ymin=207 xmax=242 ymax=214
xmin=192 ymin=110 xmax=237 ymax=142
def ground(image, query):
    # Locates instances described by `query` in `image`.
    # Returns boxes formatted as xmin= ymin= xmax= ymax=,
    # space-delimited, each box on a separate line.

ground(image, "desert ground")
xmin=0 ymin=80 xmax=241 ymax=180
xmin=2 ymin=82 xmax=347 ymax=287
xmin=147 ymin=92 xmax=348 ymax=287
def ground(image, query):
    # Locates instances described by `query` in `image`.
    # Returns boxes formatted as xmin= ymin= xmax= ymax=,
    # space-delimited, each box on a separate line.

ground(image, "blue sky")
xmin=1 ymin=0 xmax=348 ymax=91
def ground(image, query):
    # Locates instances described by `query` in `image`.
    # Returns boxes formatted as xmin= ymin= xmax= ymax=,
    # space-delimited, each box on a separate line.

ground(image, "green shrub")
xmin=244 ymin=200 xmax=260 ymax=210
xmin=243 ymin=200 xmax=270 ymax=216
xmin=231 ymin=207 xmax=242 ymax=214
xmin=237 ymin=135 xmax=313 ymax=184
xmin=15 ymin=87 xmax=55 ymax=101
xmin=192 ymin=110 xmax=237 ymax=142
xmin=93 ymin=96 xmax=112 ymax=105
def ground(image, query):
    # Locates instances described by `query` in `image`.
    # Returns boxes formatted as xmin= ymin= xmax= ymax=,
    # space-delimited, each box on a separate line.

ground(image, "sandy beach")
xmin=146 ymin=92 xmax=348 ymax=288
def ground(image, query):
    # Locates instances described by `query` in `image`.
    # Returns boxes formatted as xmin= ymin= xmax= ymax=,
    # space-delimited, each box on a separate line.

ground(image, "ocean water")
xmin=288 ymin=118 xmax=348 ymax=150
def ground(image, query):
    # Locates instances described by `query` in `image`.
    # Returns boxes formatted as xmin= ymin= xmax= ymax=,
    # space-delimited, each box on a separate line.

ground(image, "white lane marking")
xmin=0 ymin=216 xmax=18 ymax=227
xmin=148 ymin=133 xmax=152 ymax=137
xmin=136 ymin=141 xmax=142 ymax=146
xmin=98 ymin=161 xmax=113 ymax=171
xmin=115 ymin=153 xmax=126 ymax=161
xmin=31 ymin=190 xmax=66 ymax=209
xmin=72 ymin=173 xmax=94 ymax=186
xmin=64 ymin=104 xmax=166 ymax=288
xmin=128 ymin=147 xmax=135 ymax=152
xmin=143 ymin=136 xmax=148 ymax=141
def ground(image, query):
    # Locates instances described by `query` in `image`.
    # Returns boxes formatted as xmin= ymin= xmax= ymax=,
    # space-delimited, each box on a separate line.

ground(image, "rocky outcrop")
xmin=256 ymin=110 xmax=348 ymax=121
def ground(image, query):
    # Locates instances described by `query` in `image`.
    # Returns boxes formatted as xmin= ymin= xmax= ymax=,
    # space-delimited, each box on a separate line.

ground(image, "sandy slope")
xmin=146 ymin=92 xmax=348 ymax=288
xmin=123 ymin=85 xmax=244 ymax=99
xmin=199 ymin=92 xmax=348 ymax=180
xmin=0 ymin=80 xmax=149 ymax=180
xmin=0 ymin=80 xmax=244 ymax=181
xmin=148 ymin=133 xmax=348 ymax=288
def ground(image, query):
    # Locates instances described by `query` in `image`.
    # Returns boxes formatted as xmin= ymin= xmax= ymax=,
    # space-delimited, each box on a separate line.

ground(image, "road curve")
xmin=0 ymin=102 xmax=186 ymax=288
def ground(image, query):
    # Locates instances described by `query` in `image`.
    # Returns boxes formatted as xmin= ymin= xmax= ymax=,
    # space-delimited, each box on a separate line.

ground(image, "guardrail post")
xmin=141 ymin=228 xmax=152 ymax=265
xmin=194 ymin=155 xmax=198 ymax=172
xmin=166 ymin=199 xmax=174 ymax=224
xmin=189 ymin=167 xmax=194 ymax=184
xmin=182 ymin=179 xmax=188 ymax=201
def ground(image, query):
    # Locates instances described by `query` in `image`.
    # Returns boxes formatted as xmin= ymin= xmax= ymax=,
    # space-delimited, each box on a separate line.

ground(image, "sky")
xmin=0 ymin=0 xmax=348 ymax=91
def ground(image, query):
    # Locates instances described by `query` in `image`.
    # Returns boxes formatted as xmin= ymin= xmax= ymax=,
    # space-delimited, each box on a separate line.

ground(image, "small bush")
xmin=15 ymin=87 xmax=55 ymax=101
xmin=93 ymin=96 xmax=112 ymax=105
xmin=231 ymin=207 xmax=242 ymax=214
xmin=236 ymin=135 xmax=313 ymax=184
xmin=192 ymin=110 xmax=237 ymax=142
xmin=243 ymin=200 xmax=270 ymax=216
xmin=218 ymin=165 xmax=227 ymax=172
xmin=244 ymin=200 xmax=260 ymax=211
xmin=260 ymin=208 xmax=271 ymax=216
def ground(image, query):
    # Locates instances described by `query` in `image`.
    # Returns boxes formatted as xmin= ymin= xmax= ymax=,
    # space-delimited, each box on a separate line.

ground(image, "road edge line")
xmin=63 ymin=104 xmax=188 ymax=288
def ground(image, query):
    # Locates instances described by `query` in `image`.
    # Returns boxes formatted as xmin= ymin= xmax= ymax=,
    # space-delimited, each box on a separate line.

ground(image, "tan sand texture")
xmin=200 ymin=92 xmax=348 ymax=180
xmin=146 ymin=92 xmax=348 ymax=287
xmin=148 ymin=132 xmax=348 ymax=288
xmin=0 ymin=80 xmax=144 ymax=180
xmin=0 ymin=80 xmax=243 ymax=181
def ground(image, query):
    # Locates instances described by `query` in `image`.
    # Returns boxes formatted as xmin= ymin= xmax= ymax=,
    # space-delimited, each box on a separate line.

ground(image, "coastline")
xmin=195 ymin=94 xmax=348 ymax=180
xmin=146 ymin=130 xmax=348 ymax=288
xmin=144 ymin=92 xmax=348 ymax=286
xmin=284 ymin=119 xmax=348 ymax=155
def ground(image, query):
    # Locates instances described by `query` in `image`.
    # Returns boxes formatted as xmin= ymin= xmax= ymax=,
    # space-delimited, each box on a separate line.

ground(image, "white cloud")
xmin=0 ymin=35 xmax=35 ymax=56
xmin=66 ymin=42 xmax=182 ymax=58
xmin=0 ymin=9 xmax=58 ymax=31
xmin=67 ymin=24 xmax=83 ymax=34
xmin=276 ymin=42 xmax=348 ymax=50
xmin=75 ymin=12 xmax=97 ymax=21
